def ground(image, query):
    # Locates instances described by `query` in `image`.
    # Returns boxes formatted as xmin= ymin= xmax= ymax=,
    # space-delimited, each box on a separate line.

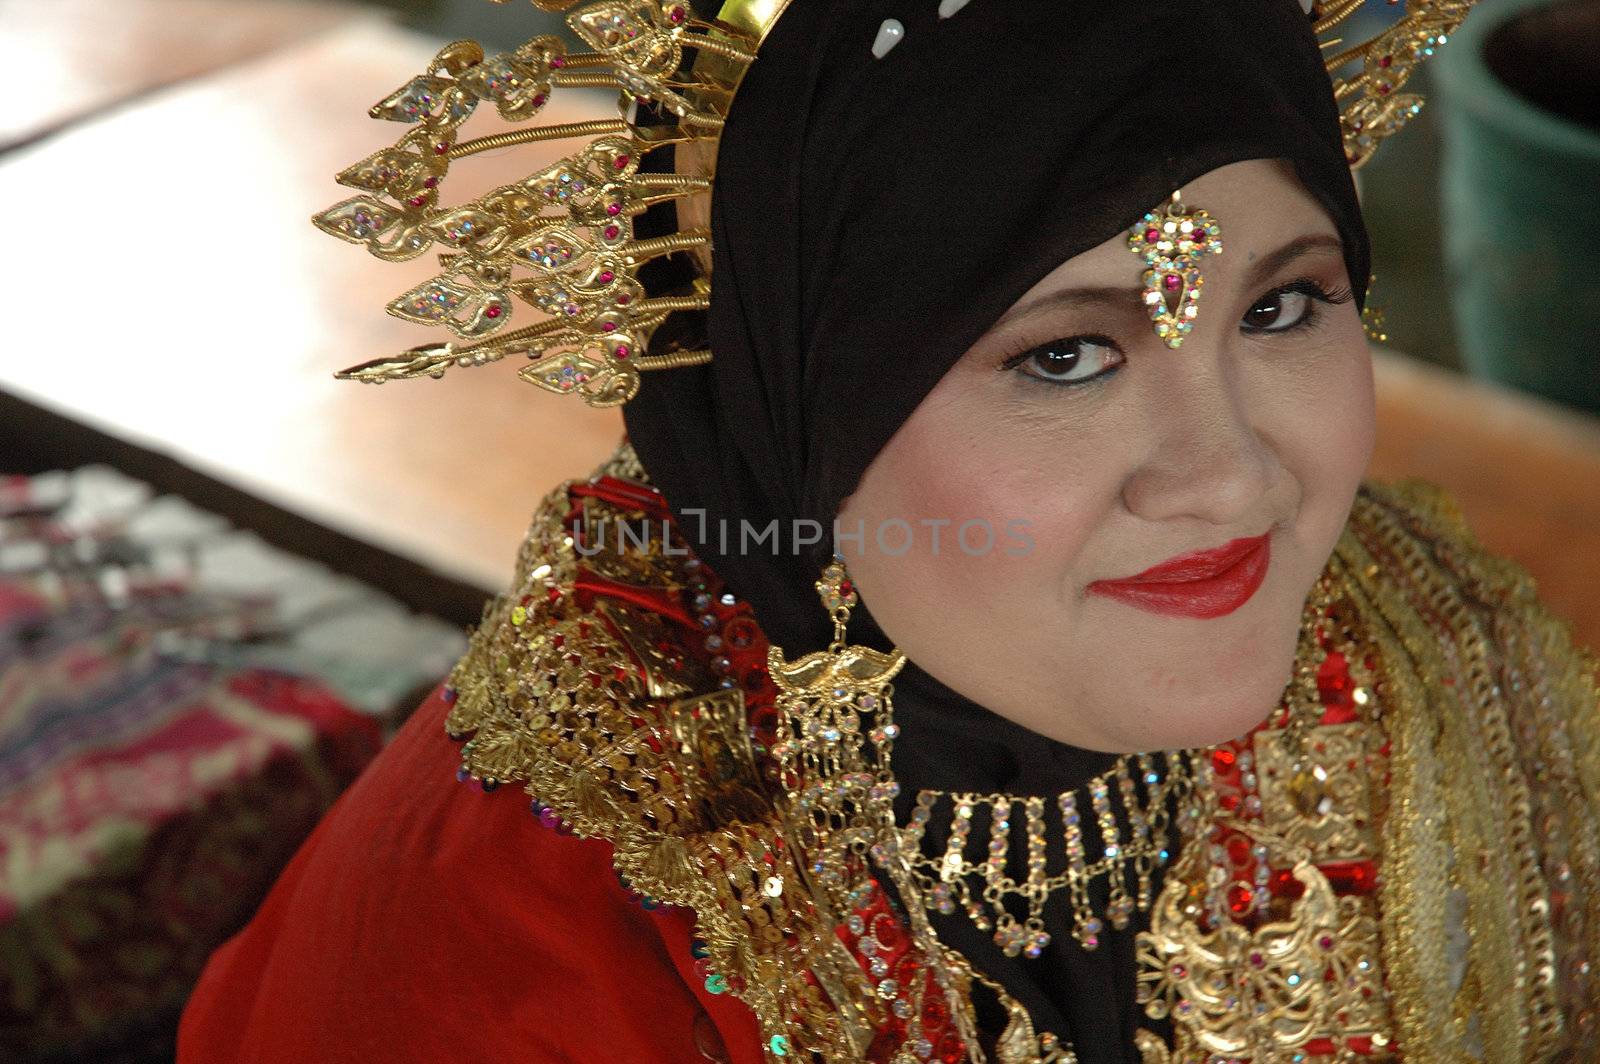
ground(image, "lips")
xmin=1087 ymin=533 xmax=1272 ymax=619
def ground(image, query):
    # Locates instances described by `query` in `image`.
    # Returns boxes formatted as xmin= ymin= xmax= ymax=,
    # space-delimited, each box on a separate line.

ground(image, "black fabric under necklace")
xmin=849 ymin=607 xmax=1179 ymax=1058
xmin=622 ymin=0 xmax=1366 ymax=1057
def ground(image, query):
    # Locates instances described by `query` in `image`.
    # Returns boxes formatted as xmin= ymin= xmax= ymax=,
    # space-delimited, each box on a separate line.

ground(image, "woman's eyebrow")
xmin=993 ymin=285 xmax=1147 ymax=330
xmin=1242 ymin=232 xmax=1345 ymax=289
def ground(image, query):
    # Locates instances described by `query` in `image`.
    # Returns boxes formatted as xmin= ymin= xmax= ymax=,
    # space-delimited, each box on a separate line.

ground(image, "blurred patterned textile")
xmin=0 ymin=467 xmax=462 ymax=1063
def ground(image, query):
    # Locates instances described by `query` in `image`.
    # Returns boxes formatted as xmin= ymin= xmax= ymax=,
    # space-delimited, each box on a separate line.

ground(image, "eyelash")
xmin=1245 ymin=277 xmax=1354 ymax=336
xmin=998 ymin=276 xmax=1355 ymax=388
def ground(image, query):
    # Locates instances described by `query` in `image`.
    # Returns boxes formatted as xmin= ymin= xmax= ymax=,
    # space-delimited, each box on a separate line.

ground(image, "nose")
xmin=1119 ymin=357 xmax=1277 ymax=528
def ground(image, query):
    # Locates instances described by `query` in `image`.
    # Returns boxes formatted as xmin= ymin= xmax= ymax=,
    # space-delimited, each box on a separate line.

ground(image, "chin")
xmin=1192 ymin=662 xmax=1296 ymax=746
xmin=1097 ymin=656 xmax=1296 ymax=753
xmin=1101 ymin=698 xmax=1276 ymax=754
xmin=1169 ymin=693 xmax=1281 ymax=749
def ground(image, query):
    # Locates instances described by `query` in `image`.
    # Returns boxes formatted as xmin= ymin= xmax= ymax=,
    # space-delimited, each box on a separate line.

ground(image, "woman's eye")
xmin=1241 ymin=286 xmax=1315 ymax=333
xmin=1008 ymin=336 xmax=1123 ymax=386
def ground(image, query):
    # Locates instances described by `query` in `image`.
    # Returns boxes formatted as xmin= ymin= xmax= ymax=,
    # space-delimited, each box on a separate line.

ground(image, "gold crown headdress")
xmin=1317 ymin=0 xmax=1476 ymax=168
xmin=316 ymin=0 xmax=1480 ymax=405
xmin=314 ymin=0 xmax=786 ymax=406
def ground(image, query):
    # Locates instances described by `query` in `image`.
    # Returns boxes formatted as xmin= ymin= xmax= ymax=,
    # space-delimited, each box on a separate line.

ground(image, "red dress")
xmin=177 ymin=683 xmax=764 ymax=1063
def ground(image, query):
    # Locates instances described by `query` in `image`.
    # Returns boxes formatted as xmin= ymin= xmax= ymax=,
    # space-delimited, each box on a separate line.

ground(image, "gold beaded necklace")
xmin=899 ymin=751 xmax=1199 ymax=960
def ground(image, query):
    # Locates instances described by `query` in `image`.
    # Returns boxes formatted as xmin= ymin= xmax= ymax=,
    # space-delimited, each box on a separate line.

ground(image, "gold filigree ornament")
xmin=1136 ymin=841 xmax=1389 ymax=1063
xmin=318 ymin=0 xmax=1481 ymax=405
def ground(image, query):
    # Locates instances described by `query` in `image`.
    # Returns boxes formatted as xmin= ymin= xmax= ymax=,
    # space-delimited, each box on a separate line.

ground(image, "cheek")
xmin=842 ymin=390 xmax=1116 ymax=613
xmin=1267 ymin=326 xmax=1375 ymax=544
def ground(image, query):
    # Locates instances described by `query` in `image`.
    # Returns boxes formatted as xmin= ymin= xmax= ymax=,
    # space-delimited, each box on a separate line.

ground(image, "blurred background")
xmin=0 ymin=0 xmax=1596 ymax=1059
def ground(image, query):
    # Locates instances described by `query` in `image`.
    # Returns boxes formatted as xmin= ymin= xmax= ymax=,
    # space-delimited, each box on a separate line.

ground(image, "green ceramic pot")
xmin=1434 ymin=0 xmax=1600 ymax=413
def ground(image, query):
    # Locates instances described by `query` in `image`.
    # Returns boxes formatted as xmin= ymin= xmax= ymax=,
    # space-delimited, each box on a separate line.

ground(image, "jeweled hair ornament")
xmin=315 ymin=0 xmax=1481 ymax=408
xmin=1128 ymin=191 xmax=1223 ymax=349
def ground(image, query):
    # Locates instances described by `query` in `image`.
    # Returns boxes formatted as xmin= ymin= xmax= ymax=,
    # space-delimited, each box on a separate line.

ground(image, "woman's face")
xmin=836 ymin=159 xmax=1374 ymax=753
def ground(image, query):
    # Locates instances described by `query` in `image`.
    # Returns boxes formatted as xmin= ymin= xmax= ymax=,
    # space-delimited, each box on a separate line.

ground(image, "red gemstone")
xmin=1326 ymin=861 xmax=1377 ymax=894
xmin=617 ymin=294 xmax=632 ymax=305
xmin=422 ymin=177 xmax=438 ymax=188
xmin=1226 ymin=835 xmax=1252 ymax=864
xmin=598 ymin=270 xmax=615 ymax=284
xmin=606 ymin=202 xmax=622 ymax=216
xmin=1378 ymin=54 xmax=1393 ymax=68
xmin=669 ymin=4 xmax=686 ymax=22
xmin=1270 ymin=867 xmax=1305 ymax=900
xmin=613 ymin=154 xmax=631 ymax=170
xmin=435 ymin=142 xmax=450 ymax=154
xmin=1144 ymin=227 xmax=1160 ymax=242
xmin=873 ymin=914 xmax=905 ymax=950
xmin=1220 ymin=793 xmax=1241 ymax=812
xmin=485 ymin=305 xmax=502 ymax=318
xmin=838 ymin=579 xmax=853 ymax=598
xmin=613 ymin=344 xmax=630 ymax=359
xmin=1162 ymin=274 xmax=1182 ymax=292
xmin=1226 ymin=883 xmax=1254 ymax=915
xmin=531 ymin=93 xmax=547 ymax=108
xmin=1192 ymin=228 xmax=1207 ymax=243
xmin=408 ymin=195 xmax=428 ymax=207
xmin=1210 ymin=748 xmax=1237 ymax=773
xmin=550 ymin=55 xmax=565 ymax=68
xmin=604 ymin=225 xmax=621 ymax=239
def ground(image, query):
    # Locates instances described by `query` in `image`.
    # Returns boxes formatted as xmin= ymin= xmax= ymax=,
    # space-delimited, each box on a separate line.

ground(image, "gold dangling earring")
xmin=763 ymin=573 xmax=988 ymax=1064
xmin=766 ymin=556 xmax=907 ymax=836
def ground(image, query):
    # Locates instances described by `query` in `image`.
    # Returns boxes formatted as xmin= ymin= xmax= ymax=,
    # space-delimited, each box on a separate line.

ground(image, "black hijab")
xmin=622 ymin=1 xmax=1366 ymax=1057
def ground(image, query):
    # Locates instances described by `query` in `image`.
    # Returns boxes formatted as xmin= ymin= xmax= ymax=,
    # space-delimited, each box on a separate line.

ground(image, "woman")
xmin=180 ymin=0 xmax=1600 ymax=1060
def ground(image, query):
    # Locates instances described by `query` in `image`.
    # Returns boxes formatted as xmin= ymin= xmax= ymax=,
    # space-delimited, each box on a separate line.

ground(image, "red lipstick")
xmin=1087 ymin=533 xmax=1271 ymax=619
